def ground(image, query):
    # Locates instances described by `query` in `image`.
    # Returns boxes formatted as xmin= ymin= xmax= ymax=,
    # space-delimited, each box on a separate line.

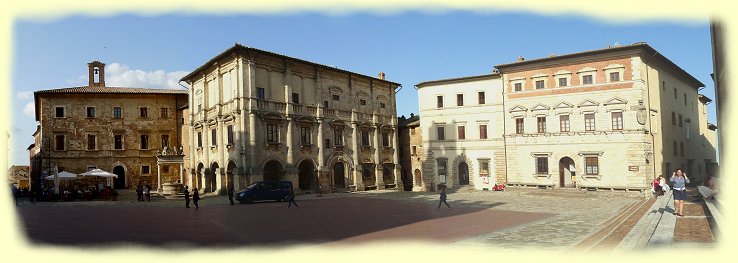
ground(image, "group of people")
xmin=135 ymin=185 xmax=153 ymax=202
xmin=653 ymin=168 xmax=719 ymax=217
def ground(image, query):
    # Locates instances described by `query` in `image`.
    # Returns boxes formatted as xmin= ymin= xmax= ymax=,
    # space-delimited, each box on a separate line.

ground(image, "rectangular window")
xmin=161 ymin=108 xmax=168 ymax=119
xmin=113 ymin=107 xmax=122 ymax=119
xmin=267 ymin=124 xmax=278 ymax=143
xmin=457 ymin=94 xmax=464 ymax=106
xmin=292 ymin=93 xmax=300 ymax=104
xmin=380 ymin=103 xmax=386 ymax=108
xmin=584 ymin=113 xmax=595 ymax=131
xmin=412 ymin=145 xmax=417 ymax=155
xmin=114 ymin=135 xmax=123 ymax=150
xmin=361 ymin=130 xmax=370 ymax=147
xmin=323 ymin=101 xmax=329 ymax=108
xmin=684 ymin=93 xmax=687 ymax=106
xmin=437 ymin=95 xmax=444 ymax=108
xmin=662 ymin=81 xmax=666 ymax=91
xmin=197 ymin=132 xmax=202 ymax=148
xmin=515 ymin=118 xmax=524 ymax=134
xmin=478 ymin=92 xmax=485 ymax=105
xmin=142 ymin=166 xmax=150 ymax=175
xmin=227 ymin=125 xmax=234 ymax=145
xmin=457 ymin=126 xmax=465 ymax=140
xmin=479 ymin=160 xmax=490 ymax=176
xmin=300 ymin=127 xmax=311 ymax=145
xmin=535 ymin=80 xmax=545 ymax=89
xmin=680 ymin=142 xmax=684 ymax=156
xmin=582 ymin=75 xmax=593 ymax=85
xmin=161 ymin=135 xmax=169 ymax=149
xmin=257 ymin=88 xmax=265 ymax=100
xmin=87 ymin=134 xmax=96 ymax=150
xmin=211 ymin=129 xmax=217 ymax=146
xmin=437 ymin=126 xmax=445 ymax=141
xmin=560 ymin=115 xmax=570 ymax=132
xmin=611 ymin=112 xmax=623 ymax=130
xmin=333 ymin=129 xmax=343 ymax=146
xmin=437 ymin=159 xmax=447 ymax=183
xmin=558 ymin=78 xmax=567 ymax=87
xmin=140 ymin=135 xmax=149 ymax=150
xmin=672 ymin=111 xmax=676 ymax=125
xmin=479 ymin=125 xmax=488 ymax=139
xmin=610 ymin=72 xmax=620 ymax=82
xmin=674 ymin=88 xmax=677 ymax=100
xmin=673 ymin=141 xmax=678 ymax=156
xmin=332 ymin=95 xmax=340 ymax=101
xmin=514 ymin=83 xmax=522 ymax=92
xmin=537 ymin=116 xmax=546 ymax=133
xmin=55 ymin=107 xmax=65 ymax=118
xmin=86 ymin=107 xmax=96 ymax=118
xmin=382 ymin=132 xmax=390 ymax=147
xmin=536 ymin=157 xmax=548 ymax=174
xmin=678 ymin=114 xmax=683 ymax=127
xmin=140 ymin=107 xmax=148 ymax=118
xmin=585 ymin=157 xmax=599 ymax=175
xmin=359 ymin=99 xmax=366 ymax=106
xmin=325 ymin=139 xmax=331 ymax=148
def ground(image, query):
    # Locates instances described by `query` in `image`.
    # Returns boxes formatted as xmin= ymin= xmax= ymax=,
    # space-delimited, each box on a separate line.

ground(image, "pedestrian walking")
xmin=193 ymin=188 xmax=200 ymax=210
xmin=11 ymin=184 xmax=19 ymax=206
xmin=144 ymin=185 xmax=151 ymax=202
xmin=287 ymin=188 xmax=298 ymax=208
xmin=183 ymin=185 xmax=190 ymax=208
xmin=670 ymin=168 xmax=690 ymax=217
xmin=436 ymin=185 xmax=451 ymax=210
xmin=227 ymin=184 xmax=235 ymax=206
xmin=653 ymin=175 xmax=664 ymax=198
xmin=136 ymin=185 xmax=144 ymax=202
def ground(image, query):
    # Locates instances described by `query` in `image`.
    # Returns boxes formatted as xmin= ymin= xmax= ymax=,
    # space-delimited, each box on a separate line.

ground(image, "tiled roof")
xmin=494 ymin=42 xmax=705 ymax=88
xmin=34 ymin=86 xmax=188 ymax=95
xmin=415 ymin=73 xmax=500 ymax=88
xmin=181 ymin=43 xmax=402 ymax=87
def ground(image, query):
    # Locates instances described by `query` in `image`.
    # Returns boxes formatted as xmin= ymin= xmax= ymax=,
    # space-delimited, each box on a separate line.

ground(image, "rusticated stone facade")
xmin=28 ymin=61 xmax=188 ymax=191
xmin=181 ymin=44 xmax=402 ymax=194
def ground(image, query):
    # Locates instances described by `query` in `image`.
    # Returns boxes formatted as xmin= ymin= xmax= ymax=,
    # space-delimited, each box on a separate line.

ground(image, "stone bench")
xmin=704 ymin=198 xmax=722 ymax=236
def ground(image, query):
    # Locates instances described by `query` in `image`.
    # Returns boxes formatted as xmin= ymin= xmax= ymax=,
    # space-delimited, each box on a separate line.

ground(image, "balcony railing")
xmin=255 ymin=100 xmax=287 ymax=113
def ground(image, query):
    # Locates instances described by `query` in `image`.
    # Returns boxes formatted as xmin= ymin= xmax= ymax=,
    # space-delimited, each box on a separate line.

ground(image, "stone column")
xmin=157 ymin=163 xmax=162 ymax=193
xmin=249 ymin=113 xmax=257 ymax=176
xmin=179 ymin=163 xmax=184 ymax=185
xmin=373 ymin=115 xmax=384 ymax=189
xmin=217 ymin=118 xmax=226 ymax=190
xmin=392 ymin=127 xmax=403 ymax=190
xmin=286 ymin=117 xmax=294 ymax=168
xmin=351 ymin=109 xmax=363 ymax=190
xmin=215 ymin=167 xmax=223 ymax=194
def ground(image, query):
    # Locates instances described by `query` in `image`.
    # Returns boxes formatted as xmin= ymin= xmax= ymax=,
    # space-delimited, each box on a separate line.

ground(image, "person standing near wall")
xmin=670 ymin=168 xmax=690 ymax=217
xmin=183 ymin=185 xmax=190 ymax=208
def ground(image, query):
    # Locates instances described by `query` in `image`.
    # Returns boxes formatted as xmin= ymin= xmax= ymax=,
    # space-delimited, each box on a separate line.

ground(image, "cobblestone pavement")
xmin=15 ymin=187 xmax=643 ymax=250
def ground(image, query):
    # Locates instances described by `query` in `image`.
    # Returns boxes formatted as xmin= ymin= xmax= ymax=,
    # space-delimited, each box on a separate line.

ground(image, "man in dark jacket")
xmin=227 ymin=184 xmax=235 ymax=206
xmin=183 ymin=186 xmax=190 ymax=208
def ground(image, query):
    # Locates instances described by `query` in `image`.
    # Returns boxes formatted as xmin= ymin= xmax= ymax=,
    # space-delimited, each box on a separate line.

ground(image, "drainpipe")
xmin=645 ymin=53 xmax=658 ymax=186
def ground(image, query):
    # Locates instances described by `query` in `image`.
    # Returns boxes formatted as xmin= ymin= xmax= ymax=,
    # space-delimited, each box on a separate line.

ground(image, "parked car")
xmin=235 ymin=181 xmax=293 ymax=204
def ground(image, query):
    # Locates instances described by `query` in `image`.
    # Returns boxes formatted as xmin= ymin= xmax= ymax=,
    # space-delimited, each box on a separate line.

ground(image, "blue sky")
xmin=9 ymin=12 xmax=715 ymax=165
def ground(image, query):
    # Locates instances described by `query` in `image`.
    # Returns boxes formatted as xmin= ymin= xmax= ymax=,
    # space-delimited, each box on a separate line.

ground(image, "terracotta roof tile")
xmin=34 ymin=86 xmax=188 ymax=95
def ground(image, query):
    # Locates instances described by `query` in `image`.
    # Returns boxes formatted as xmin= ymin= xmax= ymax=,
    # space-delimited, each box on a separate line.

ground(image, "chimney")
xmin=378 ymin=72 xmax=385 ymax=80
xmin=517 ymin=56 xmax=525 ymax=62
xmin=87 ymin=61 xmax=106 ymax=87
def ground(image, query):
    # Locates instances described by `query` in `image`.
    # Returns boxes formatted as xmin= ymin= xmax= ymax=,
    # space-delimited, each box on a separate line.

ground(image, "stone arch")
xmin=196 ymin=163 xmax=205 ymax=191
xmin=414 ymin=169 xmax=422 ymax=187
xmin=207 ymin=162 xmax=220 ymax=193
xmin=111 ymin=161 xmax=128 ymax=189
xmin=263 ymin=159 xmax=284 ymax=181
xmin=227 ymin=160 xmax=238 ymax=189
xmin=297 ymin=159 xmax=317 ymax=191
xmin=451 ymin=153 xmax=475 ymax=187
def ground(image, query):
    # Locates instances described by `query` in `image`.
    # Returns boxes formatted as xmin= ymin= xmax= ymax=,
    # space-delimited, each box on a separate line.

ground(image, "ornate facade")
xmin=28 ymin=61 xmax=188 ymax=191
xmin=496 ymin=43 xmax=717 ymax=190
xmin=180 ymin=44 xmax=402 ymax=194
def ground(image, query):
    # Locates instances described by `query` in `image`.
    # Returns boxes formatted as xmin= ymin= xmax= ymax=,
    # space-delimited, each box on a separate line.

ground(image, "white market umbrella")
xmin=80 ymin=169 xmax=118 ymax=187
xmin=45 ymin=171 xmax=78 ymax=180
xmin=79 ymin=168 xmax=118 ymax=178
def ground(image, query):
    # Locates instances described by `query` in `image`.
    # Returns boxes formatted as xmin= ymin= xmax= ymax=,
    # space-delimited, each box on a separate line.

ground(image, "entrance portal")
xmin=333 ymin=162 xmax=346 ymax=188
xmin=458 ymin=162 xmax=469 ymax=185
xmin=298 ymin=160 xmax=316 ymax=191
xmin=113 ymin=166 xmax=126 ymax=189
xmin=558 ymin=157 xmax=576 ymax=188
xmin=263 ymin=160 xmax=283 ymax=181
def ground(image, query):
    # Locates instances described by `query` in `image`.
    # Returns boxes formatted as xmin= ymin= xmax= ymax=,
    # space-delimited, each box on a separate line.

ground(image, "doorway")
xmin=559 ymin=157 xmax=576 ymax=188
xmin=113 ymin=166 xmax=126 ymax=189
xmin=458 ymin=162 xmax=469 ymax=185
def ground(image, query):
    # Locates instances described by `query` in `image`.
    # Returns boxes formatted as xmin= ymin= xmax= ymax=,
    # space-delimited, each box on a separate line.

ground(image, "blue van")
xmin=235 ymin=181 xmax=293 ymax=204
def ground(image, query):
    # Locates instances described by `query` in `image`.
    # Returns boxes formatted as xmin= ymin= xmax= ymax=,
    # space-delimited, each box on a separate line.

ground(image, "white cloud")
xmin=105 ymin=63 xmax=189 ymax=89
xmin=23 ymin=101 xmax=35 ymax=117
xmin=67 ymin=63 xmax=189 ymax=89
xmin=16 ymin=91 xmax=32 ymax=100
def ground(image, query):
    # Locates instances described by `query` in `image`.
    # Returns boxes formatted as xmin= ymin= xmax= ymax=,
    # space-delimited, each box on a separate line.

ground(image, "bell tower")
xmin=88 ymin=61 xmax=105 ymax=87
